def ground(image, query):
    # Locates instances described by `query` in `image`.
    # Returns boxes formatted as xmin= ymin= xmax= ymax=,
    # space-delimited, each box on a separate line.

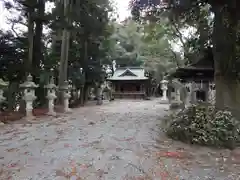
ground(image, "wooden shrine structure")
xmin=107 ymin=67 xmax=148 ymax=99
xmin=169 ymin=48 xmax=215 ymax=103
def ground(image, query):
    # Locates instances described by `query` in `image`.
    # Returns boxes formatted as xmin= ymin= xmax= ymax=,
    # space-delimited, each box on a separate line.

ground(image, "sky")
xmin=113 ymin=0 xmax=131 ymax=22
xmin=0 ymin=1 xmax=10 ymax=30
xmin=0 ymin=0 xmax=184 ymax=52
xmin=0 ymin=0 xmax=131 ymax=31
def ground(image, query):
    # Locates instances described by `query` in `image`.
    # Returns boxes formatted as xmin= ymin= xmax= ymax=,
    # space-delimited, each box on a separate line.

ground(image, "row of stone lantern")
xmin=0 ymin=73 xmax=81 ymax=124
xmin=16 ymin=74 xmax=71 ymax=121
xmin=20 ymin=74 xmax=72 ymax=120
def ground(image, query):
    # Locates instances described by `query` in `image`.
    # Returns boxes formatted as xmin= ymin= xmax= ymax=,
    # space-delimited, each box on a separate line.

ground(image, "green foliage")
xmin=140 ymin=22 xmax=182 ymax=81
xmin=48 ymin=0 xmax=113 ymax=87
xmin=1 ymin=0 xmax=114 ymax=108
xmin=167 ymin=104 xmax=240 ymax=149
xmin=103 ymin=19 xmax=181 ymax=83
xmin=0 ymin=30 xmax=26 ymax=81
xmin=106 ymin=20 xmax=144 ymax=67
xmin=129 ymin=0 xmax=213 ymax=64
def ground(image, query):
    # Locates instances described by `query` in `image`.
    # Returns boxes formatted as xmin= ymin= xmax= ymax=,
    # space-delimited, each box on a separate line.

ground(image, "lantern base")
xmin=47 ymin=111 xmax=57 ymax=117
xmin=159 ymin=98 xmax=169 ymax=104
xmin=64 ymin=108 xmax=72 ymax=114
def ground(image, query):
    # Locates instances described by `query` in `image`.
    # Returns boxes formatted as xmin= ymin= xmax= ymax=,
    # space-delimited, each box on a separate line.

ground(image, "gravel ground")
xmin=0 ymin=99 xmax=239 ymax=180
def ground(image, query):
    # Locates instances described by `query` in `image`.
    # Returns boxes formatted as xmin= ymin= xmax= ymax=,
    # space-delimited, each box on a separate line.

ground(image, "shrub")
xmin=166 ymin=104 xmax=240 ymax=149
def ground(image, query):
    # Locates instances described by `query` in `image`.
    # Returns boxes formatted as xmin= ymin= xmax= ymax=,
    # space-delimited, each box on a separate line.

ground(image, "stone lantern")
xmin=96 ymin=81 xmax=103 ymax=105
xmin=44 ymin=77 xmax=57 ymax=116
xmin=175 ymin=89 xmax=181 ymax=102
xmin=0 ymin=79 xmax=8 ymax=125
xmin=184 ymin=83 xmax=192 ymax=107
xmin=0 ymin=79 xmax=8 ymax=104
xmin=79 ymin=68 xmax=86 ymax=100
xmin=59 ymin=80 xmax=71 ymax=112
xmin=20 ymin=74 xmax=39 ymax=120
xmin=160 ymin=79 xmax=168 ymax=103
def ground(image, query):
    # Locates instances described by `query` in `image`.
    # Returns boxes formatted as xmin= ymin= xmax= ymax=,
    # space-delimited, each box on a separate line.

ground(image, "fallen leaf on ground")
xmin=7 ymin=162 xmax=19 ymax=168
xmin=79 ymin=164 xmax=89 ymax=170
xmin=5 ymin=148 xmax=19 ymax=152
xmin=64 ymin=143 xmax=72 ymax=148
xmin=88 ymin=122 xmax=95 ymax=125
xmin=113 ymin=137 xmax=135 ymax=142
xmin=156 ymin=151 xmax=183 ymax=159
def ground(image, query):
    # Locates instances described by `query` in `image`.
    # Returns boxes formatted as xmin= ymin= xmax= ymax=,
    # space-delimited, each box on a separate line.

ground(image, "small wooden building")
xmin=170 ymin=48 xmax=215 ymax=103
xmin=171 ymin=48 xmax=214 ymax=81
xmin=107 ymin=67 xmax=148 ymax=99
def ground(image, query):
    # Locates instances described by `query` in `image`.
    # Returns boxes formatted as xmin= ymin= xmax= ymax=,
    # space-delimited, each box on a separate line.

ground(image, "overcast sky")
xmin=0 ymin=0 xmax=184 ymax=52
xmin=0 ymin=1 xmax=9 ymax=30
xmin=0 ymin=0 xmax=131 ymax=31
xmin=114 ymin=0 xmax=131 ymax=21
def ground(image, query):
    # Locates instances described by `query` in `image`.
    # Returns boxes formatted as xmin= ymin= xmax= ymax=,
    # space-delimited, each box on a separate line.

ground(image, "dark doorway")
xmin=196 ymin=90 xmax=206 ymax=101
xmin=120 ymin=87 xmax=124 ymax=92
xmin=136 ymin=85 xmax=140 ymax=91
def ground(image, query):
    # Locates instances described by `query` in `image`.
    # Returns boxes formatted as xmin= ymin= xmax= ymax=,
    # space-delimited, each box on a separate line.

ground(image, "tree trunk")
xmin=33 ymin=0 xmax=44 ymax=75
xmin=7 ymin=82 xmax=18 ymax=111
xmin=33 ymin=0 xmax=45 ymax=107
xmin=19 ymin=5 xmax=35 ymax=113
xmin=212 ymin=5 xmax=240 ymax=118
xmin=198 ymin=7 xmax=209 ymax=52
xmin=58 ymin=0 xmax=71 ymax=105
xmin=27 ymin=6 xmax=35 ymax=74
xmin=96 ymin=86 xmax=103 ymax=105
xmin=79 ymin=86 xmax=84 ymax=105
xmin=84 ymin=85 xmax=89 ymax=102
xmin=58 ymin=29 xmax=68 ymax=86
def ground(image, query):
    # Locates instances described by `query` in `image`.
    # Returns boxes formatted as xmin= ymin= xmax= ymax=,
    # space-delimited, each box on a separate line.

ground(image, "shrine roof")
xmin=170 ymin=48 xmax=214 ymax=80
xmin=107 ymin=67 xmax=148 ymax=81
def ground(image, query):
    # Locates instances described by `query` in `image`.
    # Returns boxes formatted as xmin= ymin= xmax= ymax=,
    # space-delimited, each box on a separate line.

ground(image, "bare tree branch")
xmin=11 ymin=22 xmax=20 ymax=37
xmin=169 ymin=20 xmax=186 ymax=49
xmin=169 ymin=48 xmax=180 ymax=68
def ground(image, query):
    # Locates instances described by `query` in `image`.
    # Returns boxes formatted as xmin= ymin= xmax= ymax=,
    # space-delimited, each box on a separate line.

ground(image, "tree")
xmin=49 ymin=0 xmax=113 ymax=104
xmin=140 ymin=22 xmax=182 ymax=82
xmin=108 ymin=20 xmax=144 ymax=67
xmin=0 ymin=30 xmax=27 ymax=110
xmin=130 ymin=0 xmax=240 ymax=117
xmin=1 ymin=0 xmax=113 ymax=109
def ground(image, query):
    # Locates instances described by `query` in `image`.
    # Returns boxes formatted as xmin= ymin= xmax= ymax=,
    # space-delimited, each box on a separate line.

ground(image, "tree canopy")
xmin=130 ymin=0 xmax=240 ymax=116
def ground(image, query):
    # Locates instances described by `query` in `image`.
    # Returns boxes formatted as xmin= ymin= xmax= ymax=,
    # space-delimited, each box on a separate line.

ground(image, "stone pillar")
xmin=208 ymin=82 xmax=215 ymax=104
xmin=20 ymin=74 xmax=38 ymax=121
xmin=44 ymin=77 xmax=57 ymax=116
xmin=185 ymin=83 xmax=191 ymax=106
xmin=59 ymin=81 xmax=71 ymax=113
xmin=190 ymin=82 xmax=197 ymax=104
xmin=160 ymin=79 xmax=168 ymax=103
xmin=96 ymin=83 xmax=103 ymax=105
xmin=0 ymin=90 xmax=5 ymax=126
xmin=0 ymin=79 xmax=8 ymax=125
xmin=169 ymin=87 xmax=182 ymax=110
xmin=71 ymin=85 xmax=77 ymax=101
xmin=175 ymin=89 xmax=181 ymax=102
xmin=0 ymin=89 xmax=5 ymax=105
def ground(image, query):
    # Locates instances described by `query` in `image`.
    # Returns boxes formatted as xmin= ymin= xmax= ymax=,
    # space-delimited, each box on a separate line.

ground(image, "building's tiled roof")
xmin=107 ymin=67 xmax=148 ymax=81
xmin=169 ymin=48 xmax=214 ymax=80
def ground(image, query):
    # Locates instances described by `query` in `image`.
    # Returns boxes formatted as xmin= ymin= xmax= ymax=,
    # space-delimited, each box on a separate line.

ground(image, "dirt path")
xmin=0 ymin=99 xmax=239 ymax=179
